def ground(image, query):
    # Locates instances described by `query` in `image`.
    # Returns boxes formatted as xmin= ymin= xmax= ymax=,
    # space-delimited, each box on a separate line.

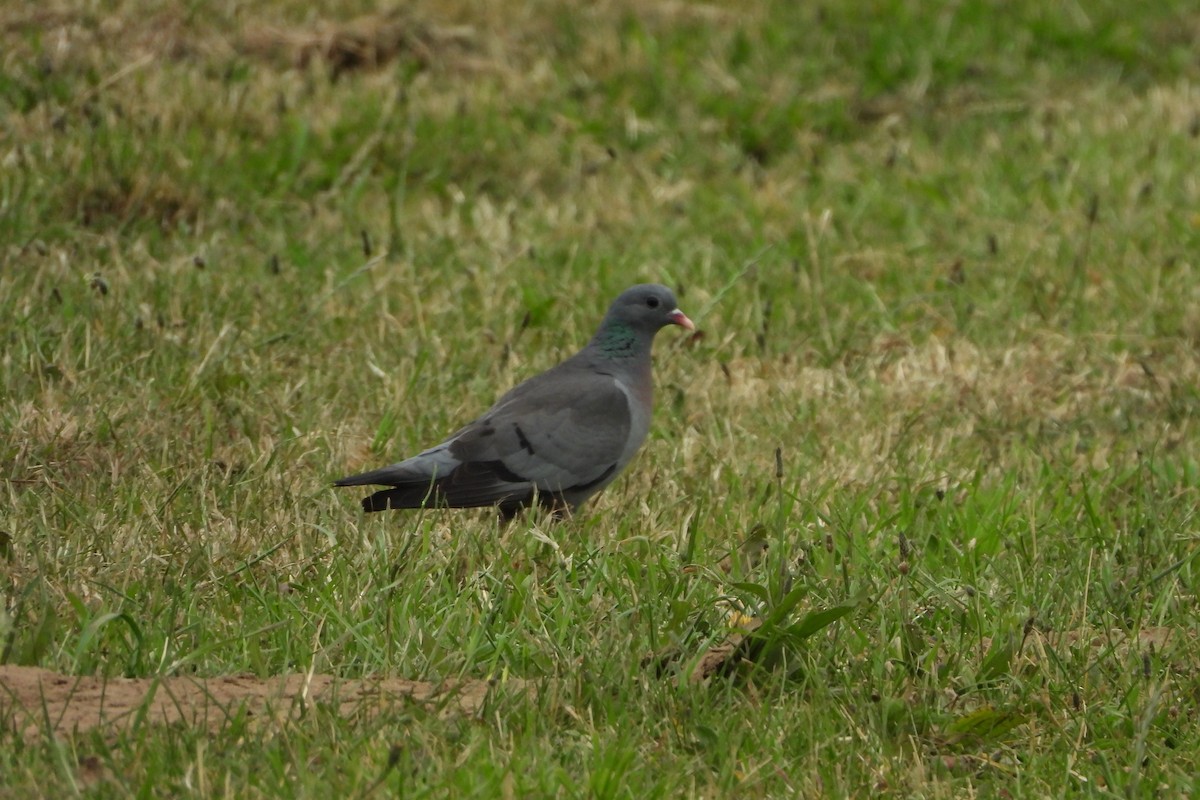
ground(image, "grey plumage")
xmin=335 ymin=284 xmax=694 ymax=519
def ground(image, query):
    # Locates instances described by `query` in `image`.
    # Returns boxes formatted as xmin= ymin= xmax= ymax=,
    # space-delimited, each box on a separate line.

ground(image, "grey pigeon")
xmin=335 ymin=284 xmax=694 ymax=519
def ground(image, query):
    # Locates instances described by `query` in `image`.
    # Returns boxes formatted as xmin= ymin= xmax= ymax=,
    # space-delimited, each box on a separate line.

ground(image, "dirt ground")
xmin=0 ymin=665 xmax=525 ymax=742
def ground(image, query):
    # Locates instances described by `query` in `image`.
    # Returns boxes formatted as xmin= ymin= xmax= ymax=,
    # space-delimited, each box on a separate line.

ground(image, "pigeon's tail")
xmin=336 ymin=435 xmax=564 ymax=514
xmin=359 ymin=483 xmax=553 ymax=522
xmin=337 ymin=454 xmax=544 ymax=513
xmin=333 ymin=445 xmax=455 ymax=490
xmin=357 ymin=479 xmax=536 ymax=514
xmin=334 ymin=458 xmax=445 ymax=512
xmin=333 ymin=466 xmax=419 ymax=488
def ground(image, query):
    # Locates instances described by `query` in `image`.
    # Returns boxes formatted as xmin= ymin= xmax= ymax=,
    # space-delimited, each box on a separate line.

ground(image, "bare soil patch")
xmin=2 ymin=623 xmax=772 ymax=742
xmin=0 ymin=665 xmax=526 ymax=742
xmin=239 ymin=11 xmax=478 ymax=76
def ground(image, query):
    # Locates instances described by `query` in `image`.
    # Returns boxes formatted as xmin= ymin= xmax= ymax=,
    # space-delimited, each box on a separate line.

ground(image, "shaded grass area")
xmin=2 ymin=0 xmax=1200 ymax=795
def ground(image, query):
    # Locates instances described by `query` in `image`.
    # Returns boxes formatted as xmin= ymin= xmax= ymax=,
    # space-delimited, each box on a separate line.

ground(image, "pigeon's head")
xmin=608 ymin=284 xmax=695 ymax=335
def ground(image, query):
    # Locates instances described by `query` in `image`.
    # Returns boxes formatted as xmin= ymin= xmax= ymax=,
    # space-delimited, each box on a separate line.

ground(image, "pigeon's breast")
xmin=613 ymin=374 xmax=652 ymax=471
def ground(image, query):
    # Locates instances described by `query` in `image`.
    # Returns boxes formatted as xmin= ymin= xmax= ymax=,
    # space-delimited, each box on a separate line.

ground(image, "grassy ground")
xmin=3 ymin=0 xmax=1200 ymax=795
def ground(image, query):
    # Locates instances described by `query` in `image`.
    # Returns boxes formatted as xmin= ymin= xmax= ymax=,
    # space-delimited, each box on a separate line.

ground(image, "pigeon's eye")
xmin=645 ymin=296 xmax=660 ymax=308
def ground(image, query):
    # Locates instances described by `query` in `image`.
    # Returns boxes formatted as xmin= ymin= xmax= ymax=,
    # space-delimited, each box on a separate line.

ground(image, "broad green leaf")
xmin=790 ymin=600 xmax=858 ymax=640
xmin=944 ymin=705 xmax=1026 ymax=745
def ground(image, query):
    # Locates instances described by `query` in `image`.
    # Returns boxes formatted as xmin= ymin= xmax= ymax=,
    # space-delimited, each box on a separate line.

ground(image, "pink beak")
xmin=668 ymin=309 xmax=695 ymax=331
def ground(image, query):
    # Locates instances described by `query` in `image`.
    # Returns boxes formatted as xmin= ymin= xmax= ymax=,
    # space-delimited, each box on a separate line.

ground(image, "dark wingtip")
xmin=361 ymin=495 xmax=386 ymax=513
xmin=361 ymin=487 xmax=421 ymax=512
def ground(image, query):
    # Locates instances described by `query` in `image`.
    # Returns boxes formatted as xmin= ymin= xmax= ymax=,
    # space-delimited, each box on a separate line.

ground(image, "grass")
xmin=2 ymin=0 xmax=1200 ymax=795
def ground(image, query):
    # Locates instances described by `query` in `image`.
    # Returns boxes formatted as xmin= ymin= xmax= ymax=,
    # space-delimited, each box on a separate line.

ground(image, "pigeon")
xmin=335 ymin=284 xmax=695 ymax=519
